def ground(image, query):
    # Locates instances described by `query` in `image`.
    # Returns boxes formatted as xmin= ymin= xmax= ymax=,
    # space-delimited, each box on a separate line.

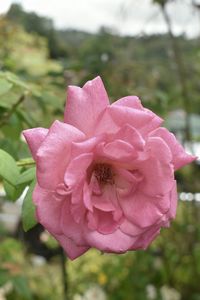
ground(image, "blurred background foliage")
xmin=0 ymin=1 xmax=200 ymax=300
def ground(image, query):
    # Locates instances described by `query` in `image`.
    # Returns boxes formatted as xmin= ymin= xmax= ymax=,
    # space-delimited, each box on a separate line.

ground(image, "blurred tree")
xmin=153 ymin=0 xmax=192 ymax=142
xmin=6 ymin=3 xmax=66 ymax=59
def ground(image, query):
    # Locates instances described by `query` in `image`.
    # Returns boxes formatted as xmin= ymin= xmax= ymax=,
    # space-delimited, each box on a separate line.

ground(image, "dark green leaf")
xmin=12 ymin=276 xmax=33 ymax=300
xmin=22 ymin=180 xmax=37 ymax=232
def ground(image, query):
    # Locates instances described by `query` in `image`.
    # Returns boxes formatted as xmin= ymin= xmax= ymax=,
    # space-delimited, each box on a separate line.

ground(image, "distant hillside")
xmin=3 ymin=3 xmax=200 ymax=115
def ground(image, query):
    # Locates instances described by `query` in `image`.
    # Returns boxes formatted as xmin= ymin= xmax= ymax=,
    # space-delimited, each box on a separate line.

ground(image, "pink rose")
xmin=23 ymin=77 xmax=195 ymax=260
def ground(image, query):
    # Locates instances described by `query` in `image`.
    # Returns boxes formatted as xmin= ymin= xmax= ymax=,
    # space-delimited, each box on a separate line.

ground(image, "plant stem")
xmin=16 ymin=158 xmax=35 ymax=167
xmin=60 ymin=250 xmax=69 ymax=300
xmin=0 ymin=92 xmax=27 ymax=127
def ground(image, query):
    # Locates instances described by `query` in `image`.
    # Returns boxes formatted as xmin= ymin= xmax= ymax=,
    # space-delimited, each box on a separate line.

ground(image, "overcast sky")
xmin=0 ymin=0 xmax=199 ymax=37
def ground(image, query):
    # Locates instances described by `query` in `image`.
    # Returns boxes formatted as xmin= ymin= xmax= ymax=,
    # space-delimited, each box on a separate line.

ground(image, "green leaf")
xmin=4 ymin=71 xmax=29 ymax=90
xmin=22 ymin=180 xmax=37 ymax=232
xmin=16 ymin=167 xmax=36 ymax=185
xmin=16 ymin=109 xmax=37 ymax=127
xmin=0 ymin=78 xmax=13 ymax=96
xmin=3 ymin=180 xmax=26 ymax=201
xmin=0 ymin=149 xmax=20 ymax=186
xmin=1 ymin=114 xmax=23 ymax=140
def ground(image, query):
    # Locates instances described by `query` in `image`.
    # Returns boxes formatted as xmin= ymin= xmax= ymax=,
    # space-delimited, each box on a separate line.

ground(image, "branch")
xmin=0 ymin=92 xmax=28 ymax=127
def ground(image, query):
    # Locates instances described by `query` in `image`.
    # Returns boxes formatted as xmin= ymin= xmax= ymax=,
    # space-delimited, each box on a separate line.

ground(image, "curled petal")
xmin=115 ymin=124 xmax=145 ymax=151
xmin=138 ymin=137 xmax=174 ymax=196
xmin=54 ymin=234 xmax=89 ymax=260
xmin=120 ymin=191 xmax=168 ymax=228
xmin=85 ymin=228 xmax=135 ymax=253
xmin=97 ymin=105 xmax=159 ymax=136
xmin=114 ymin=95 xmax=144 ymax=110
xmin=131 ymin=226 xmax=161 ymax=250
xmin=23 ymin=128 xmax=48 ymax=160
xmin=95 ymin=103 xmax=160 ymax=136
xmin=97 ymin=139 xmax=136 ymax=162
xmin=87 ymin=209 xmax=120 ymax=235
xmin=64 ymin=76 xmax=109 ymax=136
xmin=64 ymin=153 xmax=93 ymax=189
xmin=139 ymin=109 xmax=163 ymax=135
xmin=71 ymin=135 xmax=104 ymax=159
xmin=120 ymin=219 xmax=147 ymax=237
xmin=36 ymin=120 xmax=85 ymax=190
xmin=150 ymin=127 xmax=196 ymax=170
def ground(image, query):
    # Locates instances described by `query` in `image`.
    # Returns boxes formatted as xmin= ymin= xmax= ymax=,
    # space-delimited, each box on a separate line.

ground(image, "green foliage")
xmin=0 ymin=3 xmax=200 ymax=300
xmin=22 ymin=180 xmax=37 ymax=232
xmin=0 ymin=78 xmax=13 ymax=96
xmin=0 ymin=149 xmax=20 ymax=186
xmin=16 ymin=167 xmax=36 ymax=185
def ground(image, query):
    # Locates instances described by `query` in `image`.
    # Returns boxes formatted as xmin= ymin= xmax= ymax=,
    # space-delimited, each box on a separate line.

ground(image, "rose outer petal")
xmin=95 ymin=104 xmax=163 ymax=136
xmin=64 ymin=76 xmax=109 ymax=136
xmin=23 ymin=127 xmax=48 ymax=160
xmin=138 ymin=137 xmax=174 ymax=196
xmin=33 ymin=184 xmax=63 ymax=235
xmin=36 ymin=120 xmax=85 ymax=190
xmin=85 ymin=227 xmax=136 ymax=253
xmin=120 ymin=191 xmax=165 ymax=228
xmin=54 ymin=234 xmax=89 ymax=260
xmin=150 ymin=127 xmax=196 ymax=170
xmin=60 ymin=200 xmax=87 ymax=247
xmin=114 ymin=95 xmax=144 ymax=110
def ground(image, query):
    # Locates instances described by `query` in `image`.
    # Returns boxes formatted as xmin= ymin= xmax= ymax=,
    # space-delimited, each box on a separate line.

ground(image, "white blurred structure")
xmin=74 ymin=285 xmax=107 ymax=300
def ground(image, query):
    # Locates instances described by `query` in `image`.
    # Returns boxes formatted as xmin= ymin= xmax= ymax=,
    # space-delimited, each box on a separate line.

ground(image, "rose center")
xmin=94 ymin=163 xmax=114 ymax=185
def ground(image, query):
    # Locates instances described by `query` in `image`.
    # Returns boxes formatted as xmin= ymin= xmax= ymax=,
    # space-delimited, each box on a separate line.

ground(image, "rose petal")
xmin=150 ymin=127 xmax=196 ymax=170
xmin=71 ymin=135 xmax=104 ymax=159
xmin=97 ymin=139 xmax=136 ymax=161
xmin=120 ymin=191 xmax=169 ymax=228
xmin=33 ymin=184 xmax=63 ymax=235
xmin=60 ymin=200 xmax=87 ymax=246
xmin=36 ymin=120 xmax=85 ymax=190
xmin=139 ymin=109 xmax=163 ymax=135
xmin=54 ymin=234 xmax=89 ymax=260
xmin=138 ymin=137 xmax=174 ymax=196
xmin=83 ymin=182 xmax=93 ymax=212
xmin=87 ymin=207 xmax=120 ymax=235
xmin=131 ymin=226 xmax=161 ymax=250
xmin=120 ymin=219 xmax=147 ymax=237
xmin=85 ymin=227 xmax=135 ymax=253
xmin=23 ymin=128 xmax=48 ymax=160
xmin=64 ymin=153 xmax=93 ymax=189
xmin=110 ymin=105 xmax=162 ymax=131
xmin=114 ymin=96 xmax=144 ymax=110
xmin=115 ymin=124 xmax=145 ymax=151
xmin=64 ymin=76 xmax=109 ymax=136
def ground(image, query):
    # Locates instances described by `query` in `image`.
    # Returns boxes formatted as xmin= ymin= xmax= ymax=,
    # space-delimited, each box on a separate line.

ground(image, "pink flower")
xmin=23 ymin=77 xmax=195 ymax=260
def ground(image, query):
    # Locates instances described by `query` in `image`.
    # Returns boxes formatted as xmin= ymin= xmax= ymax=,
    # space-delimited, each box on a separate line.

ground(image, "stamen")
xmin=94 ymin=163 xmax=114 ymax=185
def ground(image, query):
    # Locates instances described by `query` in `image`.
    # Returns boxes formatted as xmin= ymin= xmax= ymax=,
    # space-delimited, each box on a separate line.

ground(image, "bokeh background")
xmin=0 ymin=1 xmax=200 ymax=299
